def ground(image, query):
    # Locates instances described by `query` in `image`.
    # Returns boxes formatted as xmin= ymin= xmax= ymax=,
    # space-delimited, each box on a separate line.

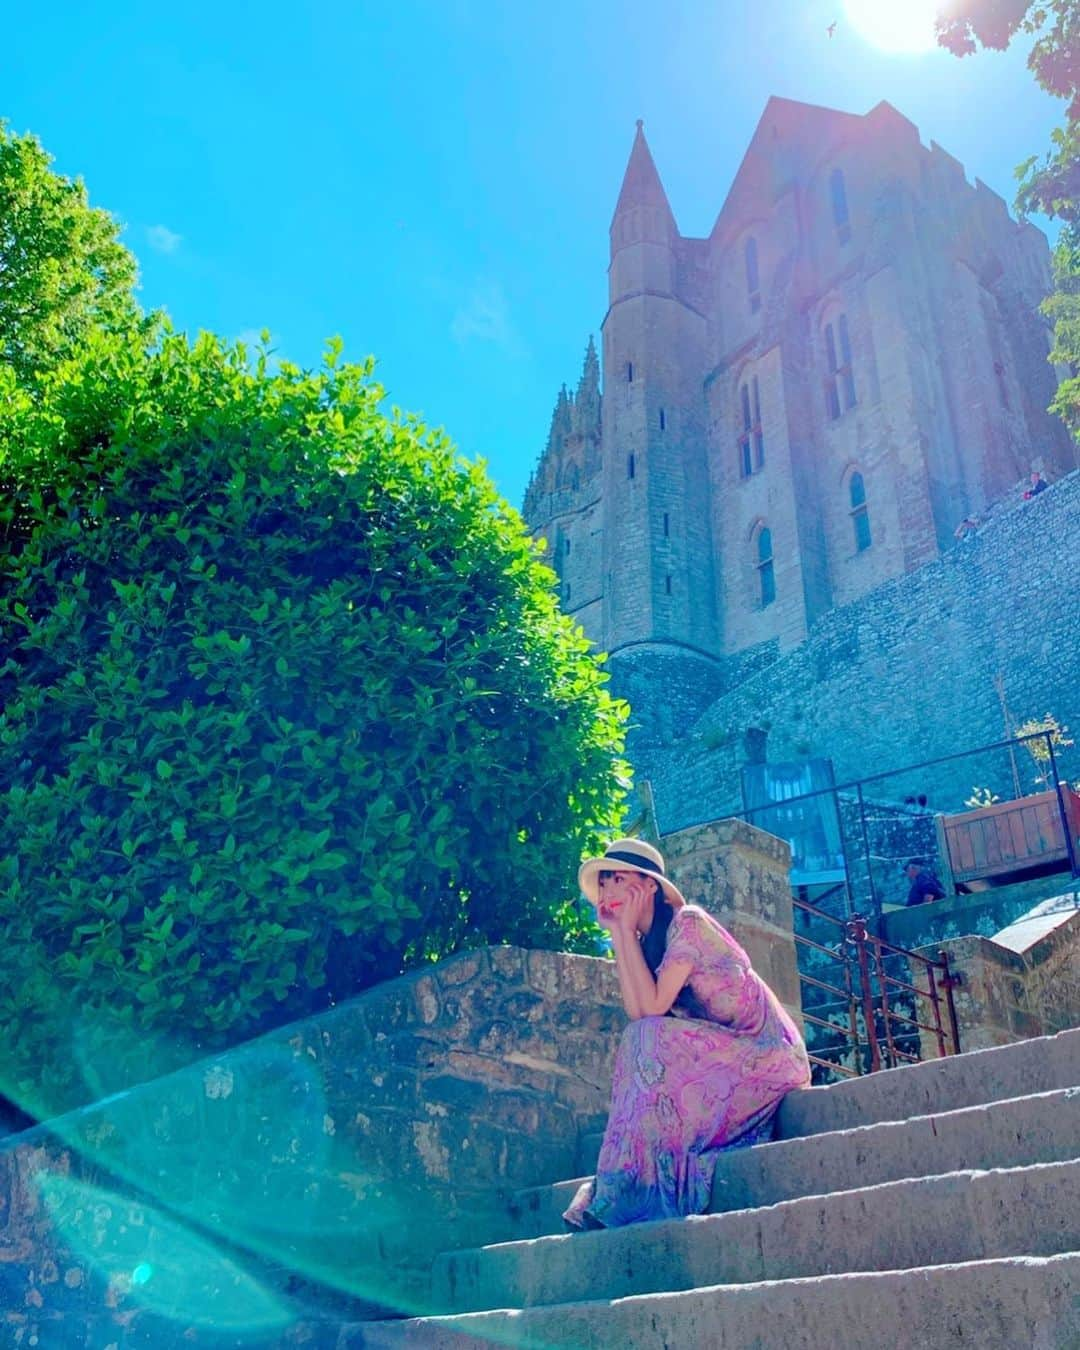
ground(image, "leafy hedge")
xmin=0 ymin=329 xmax=627 ymax=1116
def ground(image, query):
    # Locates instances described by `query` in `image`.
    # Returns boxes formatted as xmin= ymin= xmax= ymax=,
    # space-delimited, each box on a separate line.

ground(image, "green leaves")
xmin=0 ymin=323 xmax=627 ymax=1119
xmin=0 ymin=121 xmax=141 ymax=390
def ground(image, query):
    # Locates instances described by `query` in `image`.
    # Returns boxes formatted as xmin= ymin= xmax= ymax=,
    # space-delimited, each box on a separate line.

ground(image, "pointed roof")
xmin=545 ymin=383 xmax=573 ymax=455
xmin=576 ymin=336 xmax=600 ymax=400
xmin=709 ymin=97 xmax=902 ymax=241
xmin=612 ymin=120 xmax=677 ymax=233
xmin=573 ymin=336 xmax=601 ymax=435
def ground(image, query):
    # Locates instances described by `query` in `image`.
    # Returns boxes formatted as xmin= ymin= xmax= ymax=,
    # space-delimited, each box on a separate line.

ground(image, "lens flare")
xmin=842 ymin=0 xmax=939 ymax=53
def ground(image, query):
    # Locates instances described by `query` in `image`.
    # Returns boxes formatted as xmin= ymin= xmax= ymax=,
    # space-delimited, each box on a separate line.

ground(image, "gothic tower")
xmin=601 ymin=121 xmax=719 ymax=658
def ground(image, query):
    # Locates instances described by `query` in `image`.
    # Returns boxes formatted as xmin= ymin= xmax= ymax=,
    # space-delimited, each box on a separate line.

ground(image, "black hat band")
xmin=604 ymin=849 xmax=665 ymax=878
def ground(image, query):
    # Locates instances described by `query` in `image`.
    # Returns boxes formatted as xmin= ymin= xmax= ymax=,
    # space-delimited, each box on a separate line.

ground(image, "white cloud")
xmin=450 ymin=281 xmax=520 ymax=350
xmin=146 ymin=224 xmax=182 ymax=255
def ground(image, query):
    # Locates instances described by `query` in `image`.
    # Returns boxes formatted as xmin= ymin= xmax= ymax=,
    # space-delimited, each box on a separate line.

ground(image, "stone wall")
xmin=914 ymin=890 xmax=1080 ymax=1053
xmin=0 ymin=816 xmax=804 ymax=1346
xmin=663 ymin=817 xmax=801 ymax=1028
xmin=0 ymin=947 xmax=624 ymax=1345
xmin=638 ymin=471 xmax=1080 ymax=832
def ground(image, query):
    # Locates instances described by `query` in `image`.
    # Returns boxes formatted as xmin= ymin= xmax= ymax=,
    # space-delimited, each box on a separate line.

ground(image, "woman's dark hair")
xmin=597 ymin=869 xmax=675 ymax=975
xmin=640 ymin=880 xmax=675 ymax=977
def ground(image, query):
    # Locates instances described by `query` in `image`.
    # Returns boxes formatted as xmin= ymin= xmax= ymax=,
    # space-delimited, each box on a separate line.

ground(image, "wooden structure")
xmin=941 ymin=787 xmax=1080 ymax=885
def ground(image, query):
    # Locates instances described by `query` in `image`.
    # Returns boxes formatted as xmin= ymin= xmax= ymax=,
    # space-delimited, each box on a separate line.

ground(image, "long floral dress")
xmin=563 ymin=904 xmax=811 ymax=1229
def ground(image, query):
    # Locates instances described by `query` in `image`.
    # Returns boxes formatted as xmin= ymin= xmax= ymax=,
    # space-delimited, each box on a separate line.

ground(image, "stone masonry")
xmin=0 ymin=819 xmax=799 ymax=1345
xmin=524 ymin=97 xmax=1075 ymax=662
xmin=522 ymin=97 xmax=1080 ymax=832
xmin=639 ymin=469 xmax=1080 ymax=828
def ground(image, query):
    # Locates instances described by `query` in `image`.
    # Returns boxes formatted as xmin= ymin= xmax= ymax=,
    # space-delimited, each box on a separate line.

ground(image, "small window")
xmin=993 ymin=360 xmax=1010 ymax=410
xmin=663 ymin=512 xmax=670 ymax=538
xmin=825 ymin=315 xmax=856 ymax=420
xmin=659 ymin=407 xmax=666 ymax=431
xmin=565 ymin=537 xmax=571 ymax=556
xmin=665 ymin=575 xmax=672 ymax=595
xmin=830 ymin=167 xmax=851 ymax=244
xmin=627 ymin=361 xmax=634 ymax=382
xmin=849 ymin=471 xmax=871 ymax=551
xmin=627 ymin=453 xmax=635 ymax=479
xmin=738 ymin=377 xmax=765 ymax=476
xmin=745 ymin=236 xmax=761 ymax=313
xmin=756 ymin=527 xmax=776 ymax=607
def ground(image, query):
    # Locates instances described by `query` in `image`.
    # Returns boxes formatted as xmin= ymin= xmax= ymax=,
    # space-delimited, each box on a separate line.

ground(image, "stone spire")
xmin=546 ymin=383 xmax=573 ymax=455
xmin=611 ymin=119 xmax=677 ymax=241
xmin=572 ymin=336 xmax=601 ymax=436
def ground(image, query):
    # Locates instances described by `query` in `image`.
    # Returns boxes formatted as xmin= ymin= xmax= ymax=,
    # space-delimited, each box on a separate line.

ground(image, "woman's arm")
xmin=611 ymin=922 xmax=693 ymax=1018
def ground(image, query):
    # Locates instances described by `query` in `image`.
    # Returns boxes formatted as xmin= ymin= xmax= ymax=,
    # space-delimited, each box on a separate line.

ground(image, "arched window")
xmin=738 ymin=376 xmax=765 ymax=477
xmin=849 ymin=471 xmax=871 ymax=551
xmin=824 ymin=314 xmax=856 ymax=419
xmin=756 ymin=526 xmax=776 ymax=607
xmin=830 ymin=167 xmax=851 ymax=243
xmin=745 ymin=236 xmax=761 ymax=313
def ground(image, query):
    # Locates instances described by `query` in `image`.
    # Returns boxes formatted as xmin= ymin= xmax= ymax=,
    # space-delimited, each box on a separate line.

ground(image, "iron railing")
xmin=794 ymin=897 xmax=961 ymax=1080
xmin=739 ymin=731 xmax=1079 ymax=931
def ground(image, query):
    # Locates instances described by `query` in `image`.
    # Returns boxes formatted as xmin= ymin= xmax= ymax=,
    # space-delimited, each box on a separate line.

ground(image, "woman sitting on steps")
xmin=563 ymin=838 xmax=811 ymax=1231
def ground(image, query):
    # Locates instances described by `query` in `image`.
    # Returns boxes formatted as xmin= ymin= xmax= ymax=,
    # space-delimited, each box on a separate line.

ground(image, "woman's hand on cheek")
xmin=617 ymin=882 xmax=647 ymax=933
xmin=596 ymin=903 xmax=619 ymax=930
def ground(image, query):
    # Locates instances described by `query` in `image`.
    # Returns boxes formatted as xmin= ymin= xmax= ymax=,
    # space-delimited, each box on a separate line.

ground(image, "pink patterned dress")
xmin=563 ymin=905 xmax=810 ymax=1228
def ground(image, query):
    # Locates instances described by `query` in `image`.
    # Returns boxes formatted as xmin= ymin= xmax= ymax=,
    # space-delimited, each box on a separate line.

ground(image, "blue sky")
xmin=2 ymin=1 xmax=1065 ymax=509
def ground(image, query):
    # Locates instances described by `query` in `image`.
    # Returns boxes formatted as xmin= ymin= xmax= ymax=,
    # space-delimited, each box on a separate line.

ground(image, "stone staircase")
xmin=353 ymin=1027 xmax=1080 ymax=1348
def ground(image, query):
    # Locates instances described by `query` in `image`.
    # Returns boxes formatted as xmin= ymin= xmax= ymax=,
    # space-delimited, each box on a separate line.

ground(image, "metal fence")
xmin=794 ymin=898 xmax=961 ymax=1081
xmin=740 ymin=731 xmax=1080 ymax=932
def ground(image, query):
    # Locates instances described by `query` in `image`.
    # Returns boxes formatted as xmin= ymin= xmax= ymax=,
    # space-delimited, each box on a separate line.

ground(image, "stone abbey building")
xmin=525 ymin=96 xmax=1073 ymax=660
xmin=522 ymin=98 xmax=1079 ymax=826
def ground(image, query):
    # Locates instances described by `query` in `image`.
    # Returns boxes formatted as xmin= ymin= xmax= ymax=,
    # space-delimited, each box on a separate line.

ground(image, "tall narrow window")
xmin=565 ymin=536 xmax=572 ymax=556
xmin=739 ymin=384 xmax=753 ymax=477
xmin=665 ymin=575 xmax=672 ymax=595
xmin=659 ymin=407 xmax=666 ymax=430
xmin=627 ymin=361 xmax=634 ymax=382
xmin=825 ymin=315 xmax=856 ymax=419
xmin=993 ymin=360 xmax=1010 ymax=410
xmin=756 ymin=527 xmax=776 ymax=607
xmin=849 ymin=471 xmax=871 ymax=551
xmin=738 ymin=379 xmax=764 ymax=477
xmin=627 ymin=453 xmax=635 ymax=479
xmin=745 ymin=236 xmax=761 ymax=313
xmin=663 ymin=512 xmax=670 ymax=538
xmin=830 ymin=167 xmax=851 ymax=244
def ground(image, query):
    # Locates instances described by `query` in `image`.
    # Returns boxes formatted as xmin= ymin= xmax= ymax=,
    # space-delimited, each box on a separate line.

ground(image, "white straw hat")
xmin=578 ymin=838 xmax=686 ymax=910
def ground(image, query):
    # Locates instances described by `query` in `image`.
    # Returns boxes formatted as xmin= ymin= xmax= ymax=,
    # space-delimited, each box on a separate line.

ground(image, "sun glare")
xmin=841 ymin=0 xmax=939 ymax=53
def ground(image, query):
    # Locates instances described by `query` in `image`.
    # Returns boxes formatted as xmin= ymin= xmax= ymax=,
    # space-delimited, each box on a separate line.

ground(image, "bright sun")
xmin=841 ymin=0 xmax=939 ymax=53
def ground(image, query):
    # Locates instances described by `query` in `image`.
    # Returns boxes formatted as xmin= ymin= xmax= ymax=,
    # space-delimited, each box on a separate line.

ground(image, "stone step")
xmin=357 ymin=1251 xmax=1080 ymax=1349
xmin=435 ymin=1158 xmax=1080 ymax=1316
xmin=569 ymin=1024 xmax=1080 ymax=1176
xmin=516 ymin=1084 xmax=1080 ymax=1240
xmin=776 ymin=1025 xmax=1080 ymax=1140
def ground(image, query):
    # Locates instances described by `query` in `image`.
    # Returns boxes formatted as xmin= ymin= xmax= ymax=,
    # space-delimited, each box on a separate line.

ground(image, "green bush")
xmin=0 ymin=328 xmax=628 ymax=1117
xmin=0 ymin=120 xmax=141 ymax=388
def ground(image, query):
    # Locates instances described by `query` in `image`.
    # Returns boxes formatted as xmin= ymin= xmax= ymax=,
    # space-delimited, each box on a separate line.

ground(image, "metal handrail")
xmin=793 ymin=900 xmax=961 ymax=1081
